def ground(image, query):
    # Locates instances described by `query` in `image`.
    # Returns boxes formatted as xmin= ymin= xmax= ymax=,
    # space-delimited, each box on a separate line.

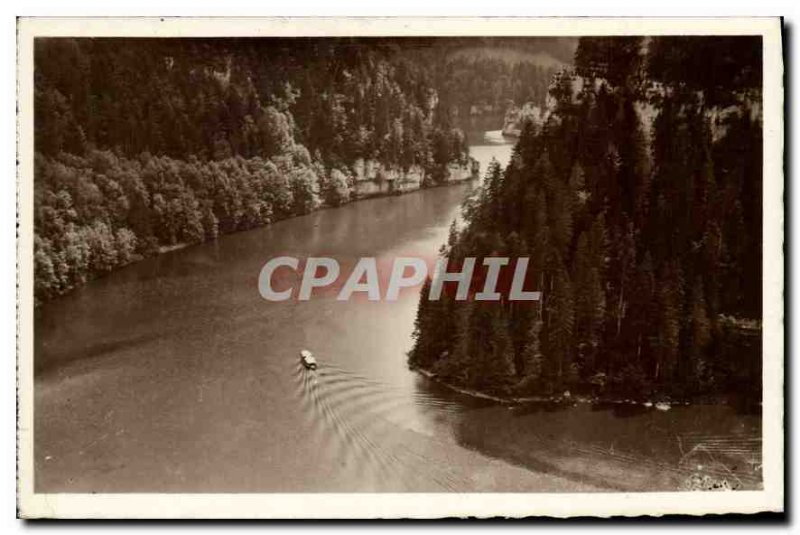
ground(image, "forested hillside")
xmin=33 ymin=38 xmax=571 ymax=304
xmin=410 ymin=37 xmax=763 ymax=403
xmin=34 ymin=38 xmax=481 ymax=303
xmin=439 ymin=53 xmax=561 ymax=116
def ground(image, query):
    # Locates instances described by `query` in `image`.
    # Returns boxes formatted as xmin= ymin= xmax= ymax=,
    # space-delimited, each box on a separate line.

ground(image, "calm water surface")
xmin=34 ymin=128 xmax=759 ymax=492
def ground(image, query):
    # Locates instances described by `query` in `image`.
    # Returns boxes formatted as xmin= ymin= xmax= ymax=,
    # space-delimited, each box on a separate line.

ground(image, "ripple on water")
xmin=293 ymin=361 xmax=470 ymax=491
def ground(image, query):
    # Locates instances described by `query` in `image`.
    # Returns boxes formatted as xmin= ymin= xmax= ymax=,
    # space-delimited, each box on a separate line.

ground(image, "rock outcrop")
xmin=351 ymin=158 xmax=477 ymax=199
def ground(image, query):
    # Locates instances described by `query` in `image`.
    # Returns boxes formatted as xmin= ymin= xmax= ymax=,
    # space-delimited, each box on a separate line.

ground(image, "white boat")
xmin=300 ymin=349 xmax=317 ymax=370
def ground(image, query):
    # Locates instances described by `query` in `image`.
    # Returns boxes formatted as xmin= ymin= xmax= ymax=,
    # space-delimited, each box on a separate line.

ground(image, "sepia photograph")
xmin=16 ymin=17 xmax=784 ymax=518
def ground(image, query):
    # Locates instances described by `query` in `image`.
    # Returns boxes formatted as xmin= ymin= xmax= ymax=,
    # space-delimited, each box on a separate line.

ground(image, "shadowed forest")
xmin=410 ymin=37 xmax=763 ymax=404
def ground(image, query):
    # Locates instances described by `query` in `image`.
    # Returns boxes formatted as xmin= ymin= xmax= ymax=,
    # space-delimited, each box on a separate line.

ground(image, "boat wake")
xmin=291 ymin=361 xmax=469 ymax=491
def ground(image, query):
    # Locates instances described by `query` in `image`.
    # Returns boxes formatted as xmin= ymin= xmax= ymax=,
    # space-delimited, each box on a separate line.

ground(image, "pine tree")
xmin=485 ymin=305 xmax=517 ymax=393
xmin=687 ymin=277 xmax=712 ymax=389
xmin=655 ymin=262 xmax=684 ymax=383
xmin=546 ymin=261 xmax=575 ymax=381
xmin=484 ymin=158 xmax=504 ymax=228
xmin=409 ymin=277 xmax=454 ymax=371
xmin=519 ymin=316 xmax=544 ymax=389
xmin=573 ymin=231 xmax=606 ymax=375
xmin=409 ymin=277 xmax=434 ymax=369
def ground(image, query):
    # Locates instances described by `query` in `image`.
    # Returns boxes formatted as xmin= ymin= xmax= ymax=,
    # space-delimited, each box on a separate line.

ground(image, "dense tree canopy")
xmin=34 ymin=38 xmax=484 ymax=303
xmin=410 ymin=36 xmax=763 ymax=403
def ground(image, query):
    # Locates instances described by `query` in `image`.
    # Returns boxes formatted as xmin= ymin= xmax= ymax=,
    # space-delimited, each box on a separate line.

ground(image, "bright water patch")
xmin=483 ymin=129 xmax=514 ymax=144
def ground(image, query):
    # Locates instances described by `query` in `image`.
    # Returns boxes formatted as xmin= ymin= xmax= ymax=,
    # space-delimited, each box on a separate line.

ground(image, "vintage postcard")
xmin=17 ymin=17 xmax=784 ymax=518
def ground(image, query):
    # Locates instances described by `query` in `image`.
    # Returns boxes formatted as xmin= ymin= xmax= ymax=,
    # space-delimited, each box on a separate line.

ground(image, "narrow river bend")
xmin=34 ymin=126 xmax=760 ymax=492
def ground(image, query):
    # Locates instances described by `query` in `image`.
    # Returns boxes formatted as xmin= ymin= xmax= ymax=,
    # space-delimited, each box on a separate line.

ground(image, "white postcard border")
xmin=16 ymin=16 xmax=784 ymax=518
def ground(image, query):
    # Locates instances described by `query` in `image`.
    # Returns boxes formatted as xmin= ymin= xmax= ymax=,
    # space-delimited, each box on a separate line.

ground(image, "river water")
xmin=34 ymin=127 xmax=760 ymax=493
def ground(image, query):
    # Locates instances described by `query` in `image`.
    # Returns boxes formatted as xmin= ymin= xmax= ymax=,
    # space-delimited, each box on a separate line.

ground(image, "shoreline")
xmin=413 ymin=366 xmax=742 ymax=409
xmin=36 ymin=172 xmax=479 ymax=307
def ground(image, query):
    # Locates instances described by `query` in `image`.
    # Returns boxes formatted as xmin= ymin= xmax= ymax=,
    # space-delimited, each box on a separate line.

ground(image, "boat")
xmin=300 ymin=349 xmax=317 ymax=370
